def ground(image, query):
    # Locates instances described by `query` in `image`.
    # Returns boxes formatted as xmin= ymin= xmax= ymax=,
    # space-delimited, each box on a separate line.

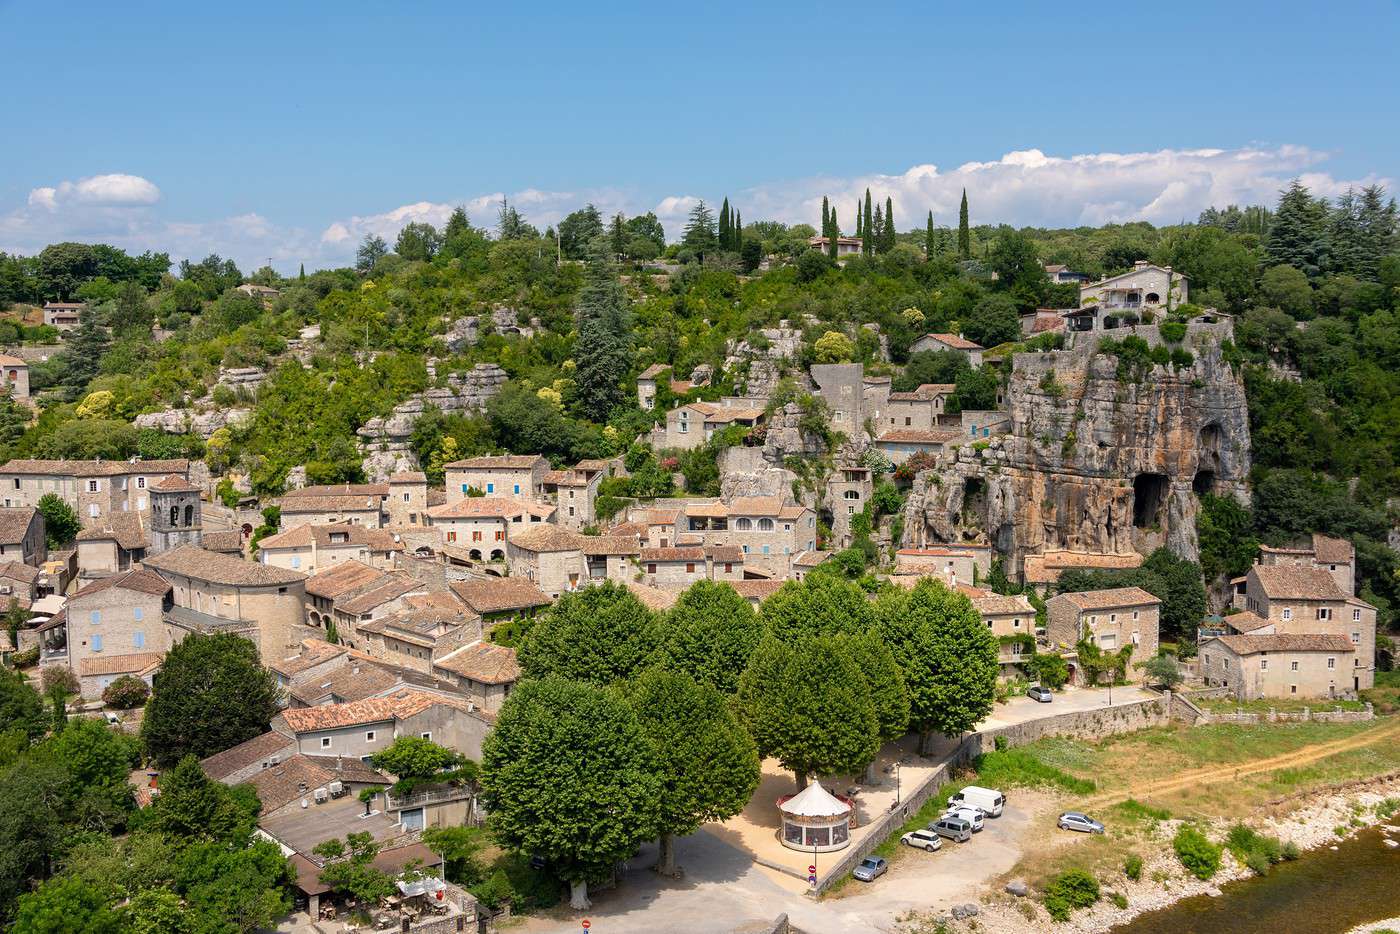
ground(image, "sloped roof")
xmin=638 ymin=364 xmax=670 ymax=380
xmin=388 ymin=471 xmax=427 ymax=484
xmin=0 ymin=458 xmax=188 ymax=477
xmin=149 ymin=474 xmax=198 ymax=493
xmin=75 ymin=512 xmax=148 ymax=550
xmin=73 ymin=567 xmax=171 ymax=599
xmin=449 ymin=577 xmax=551 ymax=615
xmin=971 ymin=592 xmax=1036 ymax=616
xmin=1053 ymin=587 xmax=1161 ymax=611
xmin=200 ymin=530 xmax=244 ymax=553
xmin=581 ymin=535 xmax=640 ymax=556
xmin=282 ymin=483 xmax=389 ymax=498
xmin=0 ymin=560 xmax=39 ymax=584
xmin=922 ymin=333 xmax=983 ymax=351
xmin=792 ymin=549 xmax=832 ymax=568
xmin=1213 ymin=633 xmax=1356 ymax=655
xmin=625 ymin=581 xmax=679 ymax=611
xmin=731 ymin=579 xmax=785 ymax=601
xmin=1312 ymin=534 xmax=1354 ymax=565
xmin=445 ymin=455 xmax=546 ymax=469
xmin=304 ymin=559 xmax=383 ymax=599
xmin=280 ymin=688 xmax=471 ymax=733
xmin=279 ymin=494 xmax=384 ymax=513
xmin=433 ymin=640 xmax=520 ymax=684
xmin=427 ymin=497 xmax=552 ymax=520
xmin=335 ymin=573 xmax=421 ymax=615
xmin=0 ymin=507 xmax=37 ymax=545
xmin=1224 ymin=611 xmax=1273 ymax=633
xmin=1250 ymin=565 xmax=1347 ymax=601
xmin=268 ymin=639 xmax=347 ymax=678
xmin=641 ymin=546 xmax=706 ymax=562
xmin=201 ymin=730 xmax=296 ymax=782
xmin=507 ymin=524 xmax=586 ymax=553
xmin=145 ymin=544 xmax=306 ymax=587
xmin=780 ymin=780 xmax=851 ymax=817
xmin=77 ymin=651 xmax=163 ymax=677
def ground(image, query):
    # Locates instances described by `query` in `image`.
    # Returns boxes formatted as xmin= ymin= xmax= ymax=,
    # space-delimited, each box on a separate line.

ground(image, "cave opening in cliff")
xmin=1132 ymin=473 xmax=1168 ymax=529
xmin=1193 ymin=470 xmax=1216 ymax=495
xmin=960 ymin=478 xmax=987 ymax=528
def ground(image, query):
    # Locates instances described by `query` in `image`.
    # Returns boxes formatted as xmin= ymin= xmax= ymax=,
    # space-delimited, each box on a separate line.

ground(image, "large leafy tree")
xmin=875 ymin=579 xmax=998 ymax=751
xmin=845 ymin=632 xmax=910 ymax=743
xmin=557 ymin=204 xmax=605 ymax=260
xmin=987 ymin=229 xmax=1048 ymax=311
xmin=961 ymin=294 xmax=1022 ymax=348
xmin=572 ymin=243 xmax=633 ymax=422
xmin=481 ymin=676 xmax=661 ymax=909
xmin=735 ymin=635 xmax=880 ymax=788
xmin=394 ymin=222 xmax=442 ymax=262
xmin=1267 ymin=180 xmax=1331 ymax=276
xmin=0 ymin=667 xmax=45 ymax=741
xmin=625 ymin=669 xmax=760 ymax=875
xmin=36 ymin=493 xmax=80 ymax=550
xmin=141 ymin=634 xmax=280 ymax=767
xmin=760 ymin=574 xmax=873 ymax=641
xmin=148 ymin=755 xmax=260 ymax=845
xmin=658 ymin=580 xmax=764 ymax=694
xmin=518 ymin=581 xmax=661 ymax=685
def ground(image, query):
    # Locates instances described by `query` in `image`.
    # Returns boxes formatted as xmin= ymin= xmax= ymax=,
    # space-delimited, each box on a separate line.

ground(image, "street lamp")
xmin=894 ymin=762 xmax=901 ymax=805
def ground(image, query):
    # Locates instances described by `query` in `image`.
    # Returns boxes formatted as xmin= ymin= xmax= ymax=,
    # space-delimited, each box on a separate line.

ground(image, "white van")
xmin=947 ymin=786 xmax=1005 ymax=817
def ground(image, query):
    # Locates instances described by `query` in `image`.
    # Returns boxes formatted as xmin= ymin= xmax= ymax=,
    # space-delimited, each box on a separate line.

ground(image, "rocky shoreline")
xmin=903 ymin=775 xmax=1400 ymax=934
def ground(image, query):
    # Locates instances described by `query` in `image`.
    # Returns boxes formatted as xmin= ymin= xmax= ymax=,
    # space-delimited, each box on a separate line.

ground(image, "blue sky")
xmin=1 ymin=0 xmax=1396 ymax=271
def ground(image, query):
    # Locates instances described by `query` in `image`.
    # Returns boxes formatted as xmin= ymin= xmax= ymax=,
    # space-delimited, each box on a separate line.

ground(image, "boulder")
xmin=1005 ymin=879 xmax=1029 ymax=897
xmin=950 ymin=904 xmax=979 ymax=920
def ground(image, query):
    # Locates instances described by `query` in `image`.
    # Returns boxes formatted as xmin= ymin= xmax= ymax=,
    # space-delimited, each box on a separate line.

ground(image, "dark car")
xmin=1028 ymin=685 xmax=1054 ymax=703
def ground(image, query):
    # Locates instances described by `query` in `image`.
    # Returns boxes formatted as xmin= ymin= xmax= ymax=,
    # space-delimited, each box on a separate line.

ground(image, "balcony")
xmin=385 ymin=784 xmax=475 ymax=811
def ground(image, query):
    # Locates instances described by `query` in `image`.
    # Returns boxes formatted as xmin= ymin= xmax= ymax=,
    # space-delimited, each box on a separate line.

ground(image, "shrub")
xmin=10 ymin=645 xmax=38 ymax=667
xmin=102 ymin=675 xmax=151 ymax=709
xmin=1173 ymin=825 xmax=1221 ymax=880
xmin=994 ymin=734 xmax=1008 ymax=752
xmin=1116 ymin=798 xmax=1172 ymax=823
xmin=1043 ymin=869 xmax=1100 ymax=922
xmin=1029 ymin=653 xmax=1069 ymax=689
xmin=1124 ymin=855 xmax=1143 ymax=881
xmin=973 ymin=748 xmax=1095 ymax=794
xmin=471 ymin=870 xmax=515 ymax=910
xmin=1225 ymin=823 xmax=1290 ymax=876
xmin=1160 ymin=320 xmax=1187 ymax=343
xmin=1110 ymin=892 xmax=1129 ymax=909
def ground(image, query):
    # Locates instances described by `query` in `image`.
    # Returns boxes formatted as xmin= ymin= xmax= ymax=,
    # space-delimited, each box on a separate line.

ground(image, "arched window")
xmin=1145 ymin=292 xmax=1161 ymax=304
xmin=169 ymin=506 xmax=178 ymax=526
xmin=183 ymin=504 xmax=194 ymax=526
xmin=490 ymin=549 xmax=505 ymax=562
xmin=735 ymin=517 xmax=752 ymax=531
xmin=758 ymin=517 xmax=774 ymax=531
xmin=843 ymin=490 xmax=859 ymax=500
xmin=469 ymin=549 xmax=482 ymax=561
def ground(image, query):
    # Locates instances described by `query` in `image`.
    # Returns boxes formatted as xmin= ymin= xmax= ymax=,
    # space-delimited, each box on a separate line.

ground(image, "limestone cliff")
xmin=903 ymin=322 xmax=1251 ymax=568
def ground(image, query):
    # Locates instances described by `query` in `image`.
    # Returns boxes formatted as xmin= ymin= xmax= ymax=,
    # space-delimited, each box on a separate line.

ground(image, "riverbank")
xmin=893 ymin=773 xmax=1400 ymax=933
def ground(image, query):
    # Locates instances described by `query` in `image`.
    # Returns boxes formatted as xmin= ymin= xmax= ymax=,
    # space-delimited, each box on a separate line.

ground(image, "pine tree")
xmin=718 ymin=198 xmax=731 ymax=253
xmin=821 ymin=197 xmax=830 ymax=240
xmin=1267 ymin=180 xmax=1330 ymax=276
xmin=884 ymin=196 xmax=896 ymax=252
xmin=1356 ymin=184 xmax=1398 ymax=280
xmin=573 ymin=244 xmax=634 ymax=422
xmin=828 ymin=209 xmax=839 ymax=259
xmin=957 ymin=189 xmax=971 ymax=260
xmin=610 ymin=213 xmax=627 ymax=259
xmin=298 ymin=263 xmax=305 ymax=281
xmin=863 ymin=189 xmax=874 ymax=256
xmin=926 ymin=211 xmax=935 ymax=259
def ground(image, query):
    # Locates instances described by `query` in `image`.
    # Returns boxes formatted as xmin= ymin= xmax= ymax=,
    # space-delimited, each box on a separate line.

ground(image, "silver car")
xmin=1058 ymin=811 xmax=1105 ymax=834
xmin=853 ymin=856 xmax=888 ymax=882
xmin=930 ymin=816 xmax=974 ymax=842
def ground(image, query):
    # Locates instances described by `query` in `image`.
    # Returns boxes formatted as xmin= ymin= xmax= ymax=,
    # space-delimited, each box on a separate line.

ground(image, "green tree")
xmin=658 ymin=580 xmax=764 ymax=693
xmin=355 ymin=234 xmax=388 ymax=274
xmin=40 ymin=666 xmax=78 ymax=733
xmin=12 ymin=876 xmax=123 ymax=934
xmin=735 ymin=635 xmax=880 ymax=788
xmin=141 ymin=633 xmax=280 ymax=766
xmin=558 ymin=204 xmax=605 ymax=260
xmin=394 ymin=222 xmax=442 ymax=262
xmin=44 ymin=717 xmax=139 ymax=818
xmin=1267 ymin=180 xmax=1331 ymax=276
xmin=572 ymin=243 xmax=633 ymax=422
xmin=925 ymin=211 xmax=935 ymax=259
xmin=609 ymin=212 xmax=627 ymax=258
xmin=149 ymin=755 xmax=260 ymax=845
xmin=761 ymin=574 xmax=873 ymax=641
xmin=884 ymin=196 xmax=896 ymax=252
xmin=481 ymin=676 xmax=662 ymax=909
xmin=821 ymin=197 xmax=831 ymax=239
xmin=863 ymin=189 xmax=874 ymax=256
xmin=625 ymin=669 xmax=760 ymax=875
xmin=961 ymin=294 xmax=1022 ymax=347
xmin=958 ymin=189 xmax=971 ymax=260
xmin=314 ymin=832 xmax=397 ymax=903
xmin=875 ymin=579 xmax=998 ymax=750
xmin=370 ymin=735 xmax=461 ymax=784
xmin=1259 ymin=264 xmax=1314 ymax=317
xmin=173 ymin=837 xmax=292 ymax=932
xmin=812 ymin=330 xmax=855 ymax=363
xmin=0 ymin=667 xmax=45 ymax=741
xmin=988 ymin=228 xmax=1048 ymax=310
xmin=421 ymin=826 xmax=488 ymax=885
xmin=846 ymin=632 xmax=910 ymax=742
xmin=518 ymin=581 xmax=662 ymax=685
xmin=827 ymin=209 xmax=840 ymax=258
xmin=718 ymin=198 xmax=732 ymax=252
xmin=1140 ymin=653 xmax=1184 ymax=689
xmin=682 ymin=201 xmax=718 ymax=260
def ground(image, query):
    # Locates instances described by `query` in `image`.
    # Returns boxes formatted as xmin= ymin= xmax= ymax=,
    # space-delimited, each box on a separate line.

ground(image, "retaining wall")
xmin=1201 ymin=703 xmax=1373 ymax=725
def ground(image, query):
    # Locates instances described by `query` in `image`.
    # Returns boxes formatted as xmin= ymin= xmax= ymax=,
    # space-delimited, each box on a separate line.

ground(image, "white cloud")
xmin=27 ymin=173 xmax=161 ymax=210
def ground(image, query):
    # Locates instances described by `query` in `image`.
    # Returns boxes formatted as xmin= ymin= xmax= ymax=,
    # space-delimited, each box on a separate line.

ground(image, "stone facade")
xmin=1200 ymin=633 xmax=1358 ymax=700
xmin=1046 ymin=586 xmax=1161 ymax=684
xmin=444 ymin=455 xmax=548 ymax=502
xmin=0 ymin=458 xmax=191 ymax=526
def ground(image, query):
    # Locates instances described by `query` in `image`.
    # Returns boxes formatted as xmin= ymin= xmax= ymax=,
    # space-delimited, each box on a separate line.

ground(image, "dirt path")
xmin=1079 ymin=718 xmax=1400 ymax=808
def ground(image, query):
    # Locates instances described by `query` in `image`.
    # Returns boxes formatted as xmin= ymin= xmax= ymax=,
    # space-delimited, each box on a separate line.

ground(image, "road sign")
xmin=582 ymin=922 xmax=591 ymax=930
xmin=808 ymin=874 xmax=817 ymax=885
xmin=808 ymin=864 xmax=816 ymax=874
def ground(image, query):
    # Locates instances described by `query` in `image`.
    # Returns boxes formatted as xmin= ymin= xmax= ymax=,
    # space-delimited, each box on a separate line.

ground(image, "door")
xmin=400 ymin=807 xmax=425 ymax=831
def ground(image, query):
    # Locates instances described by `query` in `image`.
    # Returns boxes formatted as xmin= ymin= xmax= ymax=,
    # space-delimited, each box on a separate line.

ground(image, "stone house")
xmin=809 ymin=364 xmax=874 ymax=438
xmin=385 ymin=471 xmax=429 ymax=526
xmin=964 ymin=586 xmax=1039 ymax=673
xmin=273 ymin=687 xmax=492 ymax=761
xmin=807 ymin=235 xmax=863 ymax=257
xmin=268 ymin=638 xmax=351 ymax=700
xmin=143 ymin=544 xmax=308 ymax=659
xmin=200 ymin=731 xmax=297 ymax=785
xmin=448 ymin=577 xmax=552 ymax=630
xmin=278 ymin=483 xmax=389 ymax=529
xmin=637 ymin=507 xmax=683 ymax=548
xmin=235 ymin=283 xmax=282 ymax=303
xmin=0 ymin=506 xmax=45 ymax=566
xmin=0 ymin=355 xmax=29 ymax=400
xmin=325 ymin=571 xmax=425 ymax=650
xmin=910 ymin=333 xmax=984 ymax=367
xmin=637 ymin=363 xmax=669 ymax=410
xmin=1045 ymin=586 xmax=1161 ymax=684
xmin=875 ymin=428 xmax=961 ymax=466
xmin=257 ymin=522 xmax=404 ymax=575
xmin=542 ymin=469 xmax=601 ymax=530
xmin=59 ymin=568 xmax=172 ymax=698
xmin=1256 ymin=533 xmax=1356 ymax=597
xmin=1200 ymin=633 xmax=1358 ymax=700
xmin=582 ymin=535 xmax=640 ymax=584
xmin=1235 ymin=564 xmax=1375 ymax=692
xmin=1045 ymin=264 xmax=1091 ymax=284
xmin=825 ymin=466 xmax=873 ymax=549
xmin=444 ymin=455 xmax=549 ymax=502
xmin=431 ymin=641 xmax=521 ymax=714
xmin=639 ymin=544 xmax=745 ymax=590
xmin=791 ymin=549 xmax=833 ymax=581
xmin=680 ymin=496 xmax=817 ymax=578
xmin=662 ymin=401 xmax=765 ymax=450
xmin=0 ymin=458 xmax=190 ymax=524
xmin=75 ymin=513 xmax=149 ymax=579
xmin=731 ymin=578 xmax=786 ymax=607
xmin=1077 ymin=261 xmax=1188 ymax=322
xmin=303 ymin=560 xmax=384 ymax=631
xmin=885 ymin=384 xmax=955 ymax=432
xmin=356 ymin=606 xmax=478 ymax=674
xmin=1021 ymin=550 xmax=1143 ymax=593
xmin=42 ymin=301 xmax=84 ymax=330
xmin=894 ymin=547 xmax=981 ymax=589
xmin=505 ymin=524 xmax=588 ymax=597
xmin=0 ymin=561 xmax=40 ymax=609
xmin=426 ymin=497 xmax=554 ymax=561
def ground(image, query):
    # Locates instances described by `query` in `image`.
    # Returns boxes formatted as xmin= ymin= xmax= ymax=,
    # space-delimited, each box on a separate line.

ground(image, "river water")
xmin=1113 ymin=826 xmax=1400 ymax=934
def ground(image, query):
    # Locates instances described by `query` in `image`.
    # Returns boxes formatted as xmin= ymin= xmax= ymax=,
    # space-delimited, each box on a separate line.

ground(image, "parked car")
xmin=948 ymin=785 xmax=1006 ymax=817
xmin=1028 ymin=685 xmax=1054 ymax=703
xmin=1058 ymin=811 xmax=1105 ymax=834
xmin=941 ymin=806 xmax=986 ymax=832
xmin=901 ymin=828 xmax=943 ymax=852
xmin=930 ymin=816 xmax=973 ymax=842
xmin=853 ymin=856 xmax=888 ymax=882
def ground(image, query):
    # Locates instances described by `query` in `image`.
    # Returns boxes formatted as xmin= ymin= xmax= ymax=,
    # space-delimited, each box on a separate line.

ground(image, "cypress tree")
xmin=610 ymin=213 xmax=627 ymax=258
xmin=718 ymin=199 xmax=731 ymax=252
xmin=733 ymin=210 xmax=742 ymax=253
xmin=957 ymin=189 xmax=971 ymax=260
xmin=298 ymin=263 xmax=305 ymax=280
xmin=872 ymin=205 xmax=884 ymax=255
xmin=855 ymin=204 xmax=863 ymax=240
xmin=821 ymin=197 xmax=830 ymax=240
xmin=884 ymin=197 xmax=895 ymax=252
xmin=828 ymin=209 xmax=839 ymax=259
xmin=863 ymin=189 xmax=874 ymax=256
xmin=925 ymin=211 xmax=935 ymax=259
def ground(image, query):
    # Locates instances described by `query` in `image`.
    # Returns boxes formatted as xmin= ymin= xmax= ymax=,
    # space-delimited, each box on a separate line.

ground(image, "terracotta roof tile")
xmin=0 ymin=458 xmax=188 ymax=478
xmin=731 ymin=579 xmax=786 ymax=601
xmin=581 ymin=535 xmax=641 ymax=556
xmin=269 ymin=639 xmax=347 ymax=678
xmin=304 ymin=560 xmax=383 ymax=599
xmin=149 ymin=474 xmax=198 ymax=493
xmin=0 ymin=507 xmax=37 ymax=545
xmin=201 ymin=730 xmax=296 ymax=781
xmin=200 ymin=529 xmax=244 ymax=553
xmin=433 ymin=641 xmax=520 ymax=684
xmin=427 ymin=497 xmax=553 ymax=520
xmin=625 ymin=582 xmax=678 ymax=611
xmin=923 ymin=333 xmax=983 ymax=351
xmin=280 ymin=688 xmax=471 ymax=732
xmin=1311 ymin=534 xmax=1354 ymax=565
xmin=388 ymin=471 xmax=427 ymax=484
xmin=75 ymin=512 xmax=148 ymax=550
xmin=970 ymin=592 xmax=1036 ymax=616
xmin=1250 ymin=565 xmax=1347 ymax=601
xmin=73 ymin=568 xmax=171 ymax=599
xmin=449 ymin=577 xmax=551 ymax=615
xmin=792 ymin=550 xmax=832 ymax=568
xmin=507 ymin=524 xmax=586 ymax=553
xmin=1213 ymin=633 xmax=1356 ymax=655
xmin=1054 ymin=587 xmax=1161 ymax=611
xmin=1225 ymin=611 xmax=1273 ymax=633
xmin=145 ymin=544 xmax=306 ymax=587
xmin=282 ymin=483 xmax=389 ymax=498
xmin=445 ymin=455 xmax=546 ymax=469
xmin=641 ymin=546 xmax=706 ymax=562
xmin=77 ymin=651 xmax=163 ymax=677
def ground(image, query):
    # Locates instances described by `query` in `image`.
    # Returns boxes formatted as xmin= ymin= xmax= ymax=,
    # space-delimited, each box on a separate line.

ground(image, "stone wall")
xmin=357 ymin=364 xmax=508 ymax=480
xmin=1199 ymin=703 xmax=1373 ymax=725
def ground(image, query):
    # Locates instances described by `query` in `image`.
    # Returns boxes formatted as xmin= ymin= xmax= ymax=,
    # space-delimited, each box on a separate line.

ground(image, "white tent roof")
xmin=779 ymin=780 xmax=850 ymax=818
xmin=396 ymin=877 xmax=447 ymax=898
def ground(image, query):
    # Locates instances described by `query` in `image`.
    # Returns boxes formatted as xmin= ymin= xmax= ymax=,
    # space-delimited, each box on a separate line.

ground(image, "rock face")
xmin=719 ymin=445 xmax=794 ymax=500
xmin=133 ymin=407 xmax=252 ymax=438
xmin=726 ymin=321 xmax=804 ymax=398
xmin=903 ymin=322 xmax=1251 ymax=567
xmin=217 ymin=367 xmax=266 ymax=390
xmin=357 ymin=363 xmax=509 ymax=480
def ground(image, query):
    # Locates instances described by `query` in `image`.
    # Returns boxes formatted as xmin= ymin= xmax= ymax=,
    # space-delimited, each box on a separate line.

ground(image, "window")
xmin=1317 ymin=607 xmax=1332 ymax=621
xmin=133 ymin=607 xmax=143 ymax=621
xmin=136 ymin=476 xmax=146 ymax=489
xmin=1099 ymin=633 xmax=1116 ymax=648
xmin=1132 ymin=611 xmax=1139 ymax=621
xmin=647 ymin=563 xmax=657 ymax=574
xmin=291 ymin=555 xmax=301 ymax=568
xmin=735 ymin=517 xmax=752 ymax=531
xmin=133 ymin=631 xmax=144 ymax=648
xmin=90 ymin=610 xmax=101 ymax=625
xmin=1260 ymin=659 xmax=1269 ymax=670
xmin=472 ymin=531 xmax=482 ymax=542
xmin=848 ymin=506 xmax=855 ymax=515
xmin=495 ymin=531 xmax=505 ymax=541
xmin=1012 ymin=618 xmax=1021 ymax=628
xmin=461 ymin=484 xmax=468 ymax=494
xmin=91 ymin=634 xmax=102 ymax=651
xmin=1327 ymin=657 xmax=1336 ymax=670
xmin=1131 ymin=631 xmax=1140 ymax=645
xmin=321 ymin=737 xmax=332 ymax=749
xmin=686 ymin=563 xmax=695 ymax=573
xmin=1291 ymin=685 xmax=1297 ymax=694
xmin=420 ymin=732 xmax=432 ymax=741
xmin=809 ymin=517 xmax=815 ymax=528
xmin=1282 ymin=608 xmax=1292 ymax=621
xmin=724 ymin=562 xmax=732 ymax=573
xmin=486 ymin=483 xmax=494 ymax=493
xmin=1352 ymin=631 xmax=1361 ymax=644
xmin=87 ymin=480 xmax=99 ymax=493
xmin=843 ymin=490 xmax=859 ymax=500
xmin=761 ymin=544 xmax=770 ymax=555
xmin=1291 ymin=661 xmax=1299 ymax=671
xmin=1109 ymin=614 xmax=1117 ymax=624
xmin=366 ymin=730 xmax=376 ymax=742
xmin=446 ymin=532 xmax=456 ymax=544
xmin=1354 ymin=608 xmax=1362 ymax=622
xmin=513 ymin=484 xmax=520 ymax=494
xmin=758 ymin=518 xmax=774 ymax=532
xmin=89 ymin=504 xmax=99 ymax=518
